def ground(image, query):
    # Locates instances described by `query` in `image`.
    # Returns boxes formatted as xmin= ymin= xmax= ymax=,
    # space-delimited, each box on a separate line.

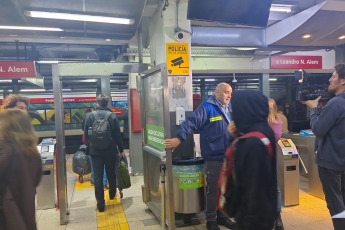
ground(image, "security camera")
xmin=175 ymin=32 xmax=184 ymax=41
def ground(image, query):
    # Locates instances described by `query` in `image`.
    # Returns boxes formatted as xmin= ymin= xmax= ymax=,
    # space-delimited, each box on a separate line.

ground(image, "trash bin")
xmin=172 ymin=157 xmax=204 ymax=214
xmin=36 ymin=139 xmax=56 ymax=210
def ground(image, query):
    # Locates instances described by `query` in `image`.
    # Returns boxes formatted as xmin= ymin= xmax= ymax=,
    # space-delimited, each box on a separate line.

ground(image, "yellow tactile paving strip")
xmin=73 ymin=175 xmax=129 ymax=229
xmin=97 ymin=193 xmax=129 ymax=230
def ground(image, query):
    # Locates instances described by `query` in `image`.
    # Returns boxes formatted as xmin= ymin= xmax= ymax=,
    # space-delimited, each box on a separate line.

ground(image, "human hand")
xmin=302 ymin=96 xmax=321 ymax=109
xmin=228 ymin=122 xmax=238 ymax=138
xmin=164 ymin=138 xmax=181 ymax=152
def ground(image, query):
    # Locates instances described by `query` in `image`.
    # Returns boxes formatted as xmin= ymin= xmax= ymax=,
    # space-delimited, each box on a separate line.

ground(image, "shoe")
xmin=97 ymin=203 xmax=105 ymax=212
xmin=103 ymin=185 xmax=108 ymax=191
xmin=275 ymin=213 xmax=284 ymax=230
xmin=206 ymin=221 xmax=220 ymax=230
xmin=109 ymin=193 xmax=116 ymax=200
xmin=217 ymin=217 xmax=236 ymax=229
xmin=91 ymin=181 xmax=94 ymax=186
xmin=120 ymin=190 xmax=123 ymax=199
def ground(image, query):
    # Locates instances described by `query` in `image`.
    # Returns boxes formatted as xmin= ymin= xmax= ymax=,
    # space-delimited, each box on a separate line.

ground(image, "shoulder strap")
xmin=238 ymin=131 xmax=273 ymax=158
xmin=104 ymin=111 xmax=112 ymax=121
xmin=92 ymin=111 xmax=99 ymax=120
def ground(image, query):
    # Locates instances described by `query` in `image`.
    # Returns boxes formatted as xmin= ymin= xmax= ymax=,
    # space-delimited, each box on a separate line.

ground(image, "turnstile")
xmin=277 ymin=139 xmax=299 ymax=206
xmin=36 ymin=139 xmax=56 ymax=210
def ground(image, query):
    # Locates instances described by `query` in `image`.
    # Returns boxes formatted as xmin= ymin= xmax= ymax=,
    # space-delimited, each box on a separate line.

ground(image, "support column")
xmin=148 ymin=1 xmax=193 ymax=229
xmin=261 ymin=73 xmax=270 ymax=97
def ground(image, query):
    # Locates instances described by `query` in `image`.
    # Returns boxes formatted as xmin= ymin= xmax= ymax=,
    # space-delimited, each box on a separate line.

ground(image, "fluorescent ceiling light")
xmin=301 ymin=34 xmax=312 ymax=39
xmin=338 ymin=35 xmax=345 ymax=40
xmin=234 ymin=47 xmax=258 ymax=51
xmin=0 ymin=80 xmax=12 ymax=83
xmin=205 ymin=79 xmax=216 ymax=82
xmin=270 ymin=4 xmax=292 ymax=13
xmin=0 ymin=25 xmax=63 ymax=31
xmin=36 ymin=60 xmax=59 ymax=64
xmin=25 ymin=11 xmax=135 ymax=25
xmin=20 ymin=89 xmax=46 ymax=92
xmin=269 ymin=78 xmax=277 ymax=81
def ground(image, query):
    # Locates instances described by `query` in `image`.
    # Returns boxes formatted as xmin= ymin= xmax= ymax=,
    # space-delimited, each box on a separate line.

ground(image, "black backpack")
xmin=88 ymin=111 xmax=113 ymax=150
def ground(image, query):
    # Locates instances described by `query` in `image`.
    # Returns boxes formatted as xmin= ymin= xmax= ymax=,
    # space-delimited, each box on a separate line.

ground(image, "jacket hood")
xmin=232 ymin=90 xmax=269 ymax=133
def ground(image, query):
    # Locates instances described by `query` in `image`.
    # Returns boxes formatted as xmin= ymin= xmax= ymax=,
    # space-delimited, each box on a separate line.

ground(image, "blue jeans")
xmin=89 ymin=155 xmax=107 ymax=185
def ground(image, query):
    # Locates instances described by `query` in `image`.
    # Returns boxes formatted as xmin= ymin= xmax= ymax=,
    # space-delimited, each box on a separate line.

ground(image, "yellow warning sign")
xmin=166 ymin=43 xmax=189 ymax=76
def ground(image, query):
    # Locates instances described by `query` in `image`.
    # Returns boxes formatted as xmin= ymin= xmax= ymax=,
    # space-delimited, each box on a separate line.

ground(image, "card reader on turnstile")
xmin=277 ymin=139 xmax=299 ymax=206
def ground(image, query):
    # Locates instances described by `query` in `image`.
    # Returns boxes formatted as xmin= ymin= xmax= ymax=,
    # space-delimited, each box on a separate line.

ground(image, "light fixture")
xmin=0 ymin=25 xmax=63 ymax=31
xmin=234 ymin=47 xmax=258 ymax=51
xmin=20 ymin=89 xmax=46 ymax=92
xmin=301 ymin=34 xmax=312 ymax=39
xmin=105 ymin=38 xmax=112 ymax=42
xmin=205 ymin=79 xmax=216 ymax=82
xmin=25 ymin=11 xmax=135 ymax=25
xmin=36 ymin=60 xmax=59 ymax=64
xmin=232 ymin=73 xmax=237 ymax=83
xmin=338 ymin=35 xmax=345 ymax=40
xmin=270 ymin=4 xmax=292 ymax=13
xmin=269 ymin=78 xmax=277 ymax=81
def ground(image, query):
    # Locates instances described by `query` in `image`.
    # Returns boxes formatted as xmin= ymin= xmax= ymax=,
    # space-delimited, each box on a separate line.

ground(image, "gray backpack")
xmin=88 ymin=111 xmax=113 ymax=150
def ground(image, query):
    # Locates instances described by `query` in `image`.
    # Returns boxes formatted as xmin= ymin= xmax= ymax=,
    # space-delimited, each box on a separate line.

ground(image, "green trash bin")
xmin=172 ymin=157 xmax=204 ymax=214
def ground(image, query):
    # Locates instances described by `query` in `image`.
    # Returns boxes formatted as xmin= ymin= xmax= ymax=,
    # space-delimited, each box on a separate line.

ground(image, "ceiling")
xmin=0 ymin=0 xmax=345 ymax=92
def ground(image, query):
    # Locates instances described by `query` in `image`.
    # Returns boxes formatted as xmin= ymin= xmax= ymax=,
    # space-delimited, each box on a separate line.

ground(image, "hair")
xmin=335 ymin=63 xmax=345 ymax=79
xmin=96 ymin=94 xmax=109 ymax=108
xmin=2 ymin=94 xmax=29 ymax=110
xmin=268 ymin=98 xmax=279 ymax=125
xmin=0 ymin=109 xmax=39 ymax=156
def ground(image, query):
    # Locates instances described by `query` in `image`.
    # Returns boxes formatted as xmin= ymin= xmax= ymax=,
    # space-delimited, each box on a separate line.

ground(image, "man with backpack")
xmin=83 ymin=94 xmax=124 ymax=212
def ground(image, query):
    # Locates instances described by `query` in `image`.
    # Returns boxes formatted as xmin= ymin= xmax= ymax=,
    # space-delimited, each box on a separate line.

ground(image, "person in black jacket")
xmin=228 ymin=90 xmax=277 ymax=230
xmin=303 ymin=64 xmax=345 ymax=230
xmin=83 ymin=94 xmax=124 ymax=212
xmin=118 ymin=106 xmax=129 ymax=149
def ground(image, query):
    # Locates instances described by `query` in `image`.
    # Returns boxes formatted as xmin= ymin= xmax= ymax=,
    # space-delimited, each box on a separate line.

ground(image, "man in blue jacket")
xmin=165 ymin=82 xmax=234 ymax=230
xmin=303 ymin=64 xmax=345 ymax=230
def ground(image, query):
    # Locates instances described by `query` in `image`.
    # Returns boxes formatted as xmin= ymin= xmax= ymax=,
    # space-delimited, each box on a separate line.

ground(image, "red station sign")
xmin=271 ymin=56 xmax=322 ymax=69
xmin=0 ymin=61 xmax=36 ymax=78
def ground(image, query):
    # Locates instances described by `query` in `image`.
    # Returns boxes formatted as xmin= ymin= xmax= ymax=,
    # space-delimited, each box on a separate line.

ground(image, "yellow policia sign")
xmin=166 ymin=43 xmax=189 ymax=76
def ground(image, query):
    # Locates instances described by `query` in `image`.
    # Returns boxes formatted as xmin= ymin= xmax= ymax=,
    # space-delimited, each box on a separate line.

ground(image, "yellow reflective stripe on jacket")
xmin=210 ymin=116 xmax=222 ymax=122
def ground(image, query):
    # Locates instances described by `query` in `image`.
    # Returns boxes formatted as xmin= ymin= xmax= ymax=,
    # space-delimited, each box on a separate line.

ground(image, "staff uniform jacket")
xmin=0 ymin=141 xmax=42 ymax=230
xmin=176 ymin=95 xmax=232 ymax=161
xmin=310 ymin=93 xmax=345 ymax=171
xmin=83 ymin=107 xmax=124 ymax=156
xmin=117 ymin=110 xmax=129 ymax=139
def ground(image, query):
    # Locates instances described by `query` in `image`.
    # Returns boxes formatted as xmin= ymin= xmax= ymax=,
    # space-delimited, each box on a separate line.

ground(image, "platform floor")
xmin=36 ymin=156 xmax=333 ymax=230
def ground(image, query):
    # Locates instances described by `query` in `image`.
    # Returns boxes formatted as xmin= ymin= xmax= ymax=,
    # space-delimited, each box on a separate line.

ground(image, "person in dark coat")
xmin=83 ymin=94 xmax=124 ymax=212
xmin=0 ymin=109 xmax=42 ymax=230
xmin=228 ymin=90 xmax=277 ymax=230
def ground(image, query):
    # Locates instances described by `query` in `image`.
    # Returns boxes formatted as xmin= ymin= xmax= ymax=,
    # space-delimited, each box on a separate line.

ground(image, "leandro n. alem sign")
xmin=166 ymin=43 xmax=189 ymax=76
xmin=0 ymin=61 xmax=36 ymax=78
xmin=271 ymin=56 xmax=322 ymax=69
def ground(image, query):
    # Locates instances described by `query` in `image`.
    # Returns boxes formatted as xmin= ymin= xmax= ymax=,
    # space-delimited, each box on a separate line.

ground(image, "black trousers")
xmin=318 ymin=166 xmax=345 ymax=230
xmin=91 ymin=154 xmax=118 ymax=205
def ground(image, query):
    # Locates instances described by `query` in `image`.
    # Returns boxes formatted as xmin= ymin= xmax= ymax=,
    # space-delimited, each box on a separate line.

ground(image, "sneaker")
xmin=97 ymin=203 xmax=105 ymax=212
xmin=120 ymin=190 xmax=123 ymax=199
xmin=206 ymin=221 xmax=220 ymax=230
xmin=109 ymin=192 xmax=116 ymax=200
xmin=103 ymin=185 xmax=108 ymax=191
xmin=217 ymin=217 xmax=236 ymax=229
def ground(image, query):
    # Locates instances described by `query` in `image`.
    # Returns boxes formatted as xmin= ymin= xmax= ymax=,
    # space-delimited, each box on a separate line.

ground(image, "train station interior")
xmin=1 ymin=0 xmax=345 ymax=229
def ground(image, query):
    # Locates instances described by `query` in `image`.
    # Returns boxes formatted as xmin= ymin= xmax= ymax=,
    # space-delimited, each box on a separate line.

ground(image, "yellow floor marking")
xmin=74 ymin=179 xmax=94 ymax=190
xmin=97 ymin=192 xmax=129 ymax=230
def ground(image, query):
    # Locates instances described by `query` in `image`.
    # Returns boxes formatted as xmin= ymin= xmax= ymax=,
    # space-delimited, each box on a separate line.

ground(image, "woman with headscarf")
xmin=0 ymin=109 xmax=42 ymax=230
xmin=225 ymin=90 xmax=277 ymax=230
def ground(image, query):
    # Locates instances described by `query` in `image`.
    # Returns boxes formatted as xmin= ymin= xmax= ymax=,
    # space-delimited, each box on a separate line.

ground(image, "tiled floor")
xmin=36 ymin=156 xmax=333 ymax=230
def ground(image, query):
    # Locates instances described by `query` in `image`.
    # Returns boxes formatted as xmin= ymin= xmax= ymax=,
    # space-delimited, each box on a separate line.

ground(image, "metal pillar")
xmin=52 ymin=64 xmax=68 ymax=225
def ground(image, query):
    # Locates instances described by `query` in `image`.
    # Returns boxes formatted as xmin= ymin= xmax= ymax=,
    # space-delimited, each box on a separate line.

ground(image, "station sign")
xmin=166 ymin=43 xmax=190 ymax=76
xmin=0 ymin=61 xmax=36 ymax=78
xmin=271 ymin=56 xmax=322 ymax=69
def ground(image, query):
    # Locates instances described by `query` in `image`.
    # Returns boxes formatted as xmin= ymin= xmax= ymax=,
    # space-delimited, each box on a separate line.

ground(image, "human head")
xmin=2 ymin=94 xmax=29 ymax=112
xmin=268 ymin=98 xmax=278 ymax=125
xmin=231 ymin=90 xmax=269 ymax=133
xmin=215 ymin=82 xmax=232 ymax=106
xmin=329 ymin=64 xmax=345 ymax=95
xmin=0 ymin=109 xmax=38 ymax=156
xmin=277 ymin=105 xmax=284 ymax=113
xmin=96 ymin=94 xmax=109 ymax=108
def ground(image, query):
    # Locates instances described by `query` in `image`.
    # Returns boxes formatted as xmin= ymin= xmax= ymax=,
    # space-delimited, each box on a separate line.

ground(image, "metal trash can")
xmin=172 ymin=157 xmax=204 ymax=214
xmin=36 ymin=139 xmax=56 ymax=210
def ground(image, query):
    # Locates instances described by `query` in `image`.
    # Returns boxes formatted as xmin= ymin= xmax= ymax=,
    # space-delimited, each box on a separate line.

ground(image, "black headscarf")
xmin=231 ymin=90 xmax=276 ymax=151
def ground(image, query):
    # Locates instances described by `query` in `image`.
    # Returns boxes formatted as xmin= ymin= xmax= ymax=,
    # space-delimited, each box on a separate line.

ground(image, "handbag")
xmin=117 ymin=156 xmax=131 ymax=190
